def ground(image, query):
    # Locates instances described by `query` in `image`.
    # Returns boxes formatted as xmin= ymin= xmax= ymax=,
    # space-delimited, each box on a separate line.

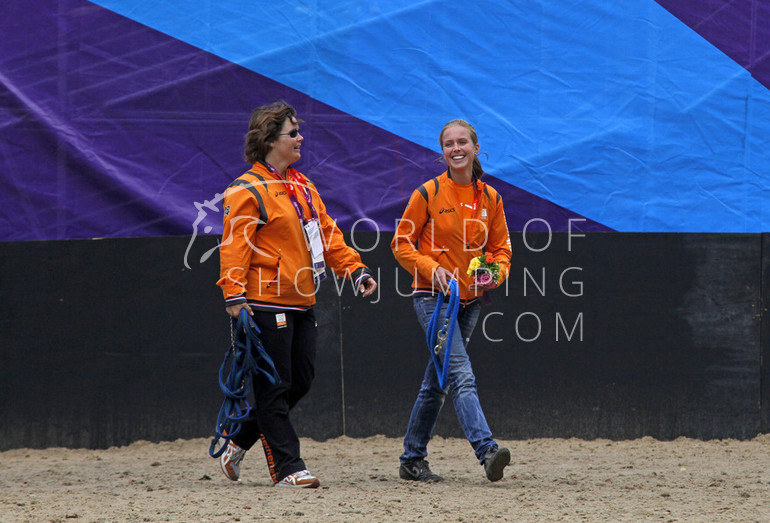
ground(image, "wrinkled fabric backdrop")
xmin=1 ymin=0 xmax=768 ymax=242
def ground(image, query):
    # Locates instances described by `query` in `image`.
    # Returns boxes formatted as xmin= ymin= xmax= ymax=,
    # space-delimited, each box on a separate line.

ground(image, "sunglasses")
xmin=278 ymin=129 xmax=301 ymax=138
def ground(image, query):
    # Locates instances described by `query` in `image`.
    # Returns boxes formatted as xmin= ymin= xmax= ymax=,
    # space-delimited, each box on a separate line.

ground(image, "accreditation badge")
xmin=303 ymin=219 xmax=327 ymax=283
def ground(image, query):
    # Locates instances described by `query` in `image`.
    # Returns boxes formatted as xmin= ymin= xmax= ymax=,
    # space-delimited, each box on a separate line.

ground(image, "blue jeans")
xmin=400 ymin=296 xmax=497 ymax=465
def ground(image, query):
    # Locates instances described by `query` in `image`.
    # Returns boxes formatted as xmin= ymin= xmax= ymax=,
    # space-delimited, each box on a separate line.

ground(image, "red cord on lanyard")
xmin=266 ymin=163 xmax=319 ymax=224
xmin=285 ymin=170 xmax=319 ymax=222
xmin=266 ymin=163 xmax=327 ymax=283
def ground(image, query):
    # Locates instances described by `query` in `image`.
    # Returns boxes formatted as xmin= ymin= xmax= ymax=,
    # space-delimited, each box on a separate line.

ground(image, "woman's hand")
xmin=468 ymin=280 xmax=497 ymax=293
xmin=432 ymin=266 xmax=455 ymax=294
xmin=226 ymin=303 xmax=253 ymax=318
xmin=358 ymin=276 xmax=378 ymax=297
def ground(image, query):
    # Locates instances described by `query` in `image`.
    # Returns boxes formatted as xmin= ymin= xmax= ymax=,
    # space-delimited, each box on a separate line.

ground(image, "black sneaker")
xmin=399 ymin=459 xmax=444 ymax=482
xmin=483 ymin=446 xmax=511 ymax=482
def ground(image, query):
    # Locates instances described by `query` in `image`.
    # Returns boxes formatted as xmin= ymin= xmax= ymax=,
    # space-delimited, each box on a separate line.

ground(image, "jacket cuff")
xmin=224 ymin=294 xmax=247 ymax=307
xmin=351 ymin=267 xmax=372 ymax=287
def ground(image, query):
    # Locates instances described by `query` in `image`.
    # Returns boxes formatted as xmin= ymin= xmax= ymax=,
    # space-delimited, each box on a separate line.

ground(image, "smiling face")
xmin=267 ymin=116 xmax=303 ymax=170
xmin=441 ymin=124 xmax=479 ymax=177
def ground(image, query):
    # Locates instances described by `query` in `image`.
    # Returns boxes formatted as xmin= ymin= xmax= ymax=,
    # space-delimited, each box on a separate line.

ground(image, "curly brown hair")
xmin=243 ymin=101 xmax=303 ymax=164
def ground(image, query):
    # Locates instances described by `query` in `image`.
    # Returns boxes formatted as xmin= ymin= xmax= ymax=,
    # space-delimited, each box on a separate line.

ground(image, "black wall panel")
xmin=761 ymin=233 xmax=770 ymax=434
xmin=0 ymin=232 xmax=766 ymax=450
xmin=478 ymin=233 xmax=762 ymax=440
xmin=339 ymin=244 xmax=424 ymax=438
xmin=342 ymin=232 xmax=763 ymax=441
xmin=0 ymin=236 xmax=342 ymax=450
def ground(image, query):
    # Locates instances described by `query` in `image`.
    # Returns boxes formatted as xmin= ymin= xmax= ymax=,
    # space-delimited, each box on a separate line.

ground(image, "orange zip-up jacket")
xmin=391 ymin=172 xmax=512 ymax=303
xmin=217 ymin=162 xmax=371 ymax=311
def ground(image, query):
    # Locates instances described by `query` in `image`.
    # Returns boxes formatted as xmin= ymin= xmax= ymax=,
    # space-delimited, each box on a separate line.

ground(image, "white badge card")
xmin=303 ymin=219 xmax=327 ymax=282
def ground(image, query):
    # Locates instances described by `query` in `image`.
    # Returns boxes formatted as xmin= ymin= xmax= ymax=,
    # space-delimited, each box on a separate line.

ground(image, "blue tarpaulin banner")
xmin=1 ymin=0 xmax=768 ymax=241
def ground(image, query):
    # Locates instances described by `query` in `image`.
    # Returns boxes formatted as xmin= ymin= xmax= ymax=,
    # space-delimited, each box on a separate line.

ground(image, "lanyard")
xmin=266 ymin=163 xmax=319 ymax=224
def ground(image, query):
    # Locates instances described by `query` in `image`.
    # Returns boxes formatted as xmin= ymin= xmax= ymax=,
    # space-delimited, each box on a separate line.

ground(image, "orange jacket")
xmin=391 ymin=172 xmax=512 ymax=303
xmin=218 ymin=162 xmax=371 ymax=310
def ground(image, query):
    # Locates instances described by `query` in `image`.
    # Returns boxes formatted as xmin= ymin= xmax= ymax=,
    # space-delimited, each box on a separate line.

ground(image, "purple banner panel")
xmin=655 ymin=0 xmax=770 ymax=89
xmin=0 ymin=0 xmax=609 ymax=242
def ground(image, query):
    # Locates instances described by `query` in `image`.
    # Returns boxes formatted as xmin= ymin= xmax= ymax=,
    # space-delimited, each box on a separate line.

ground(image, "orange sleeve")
xmin=390 ymin=188 xmax=441 ymax=282
xmin=216 ymin=184 xmax=262 ymax=303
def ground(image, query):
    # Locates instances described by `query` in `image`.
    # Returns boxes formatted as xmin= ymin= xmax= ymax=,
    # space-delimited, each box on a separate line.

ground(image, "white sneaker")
xmin=219 ymin=440 xmax=246 ymax=481
xmin=275 ymin=469 xmax=320 ymax=488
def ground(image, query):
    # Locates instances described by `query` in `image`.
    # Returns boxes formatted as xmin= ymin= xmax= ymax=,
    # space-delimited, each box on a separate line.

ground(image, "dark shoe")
xmin=399 ymin=459 xmax=444 ymax=482
xmin=483 ymin=446 xmax=511 ymax=482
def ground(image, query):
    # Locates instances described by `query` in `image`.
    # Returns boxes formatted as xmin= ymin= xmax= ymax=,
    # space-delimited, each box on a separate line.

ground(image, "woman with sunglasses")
xmin=391 ymin=119 xmax=512 ymax=483
xmin=216 ymin=101 xmax=377 ymax=488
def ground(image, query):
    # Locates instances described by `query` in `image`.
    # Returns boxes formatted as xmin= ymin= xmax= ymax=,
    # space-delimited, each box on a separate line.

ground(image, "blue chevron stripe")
xmin=87 ymin=0 xmax=770 ymax=232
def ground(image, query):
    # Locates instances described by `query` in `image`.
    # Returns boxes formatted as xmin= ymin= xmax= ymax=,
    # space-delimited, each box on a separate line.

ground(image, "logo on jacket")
xmin=274 ymin=190 xmax=287 ymax=197
xmin=438 ymin=207 xmax=456 ymax=214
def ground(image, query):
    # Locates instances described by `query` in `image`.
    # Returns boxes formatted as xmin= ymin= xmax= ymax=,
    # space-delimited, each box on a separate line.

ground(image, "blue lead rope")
xmin=209 ymin=309 xmax=281 ymax=458
xmin=426 ymin=279 xmax=460 ymax=389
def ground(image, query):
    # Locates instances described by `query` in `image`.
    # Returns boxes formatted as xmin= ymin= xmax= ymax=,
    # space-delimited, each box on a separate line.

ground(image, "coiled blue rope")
xmin=209 ymin=309 xmax=281 ymax=458
xmin=426 ymin=279 xmax=460 ymax=389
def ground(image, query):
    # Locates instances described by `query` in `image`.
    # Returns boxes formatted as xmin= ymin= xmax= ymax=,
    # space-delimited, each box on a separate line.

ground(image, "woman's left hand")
xmin=358 ymin=277 xmax=378 ymax=297
xmin=468 ymin=281 xmax=497 ymax=292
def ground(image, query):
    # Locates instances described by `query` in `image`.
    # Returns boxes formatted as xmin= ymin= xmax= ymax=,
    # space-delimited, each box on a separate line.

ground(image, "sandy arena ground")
xmin=1 ymin=434 xmax=769 ymax=522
